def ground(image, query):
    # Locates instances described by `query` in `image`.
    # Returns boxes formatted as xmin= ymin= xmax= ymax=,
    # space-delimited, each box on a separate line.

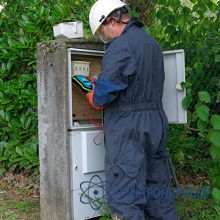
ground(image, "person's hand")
xmin=86 ymin=76 xmax=95 ymax=83
xmin=86 ymin=90 xmax=105 ymax=110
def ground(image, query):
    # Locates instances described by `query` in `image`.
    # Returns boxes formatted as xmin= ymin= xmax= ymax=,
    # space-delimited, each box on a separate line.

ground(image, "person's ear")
xmin=110 ymin=18 xmax=116 ymax=26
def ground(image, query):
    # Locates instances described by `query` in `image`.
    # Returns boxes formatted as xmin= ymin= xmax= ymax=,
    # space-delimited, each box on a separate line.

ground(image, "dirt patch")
xmin=0 ymin=172 xmax=40 ymax=220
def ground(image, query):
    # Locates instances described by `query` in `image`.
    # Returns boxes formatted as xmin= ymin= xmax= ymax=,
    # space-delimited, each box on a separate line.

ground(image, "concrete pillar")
xmin=37 ymin=38 xmax=103 ymax=220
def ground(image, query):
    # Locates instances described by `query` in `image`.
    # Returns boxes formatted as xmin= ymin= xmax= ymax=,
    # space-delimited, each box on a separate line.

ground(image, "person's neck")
xmin=117 ymin=22 xmax=128 ymax=36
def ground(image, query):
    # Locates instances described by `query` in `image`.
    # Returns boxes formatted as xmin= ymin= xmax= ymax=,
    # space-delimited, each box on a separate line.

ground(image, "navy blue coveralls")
xmin=93 ymin=18 xmax=179 ymax=220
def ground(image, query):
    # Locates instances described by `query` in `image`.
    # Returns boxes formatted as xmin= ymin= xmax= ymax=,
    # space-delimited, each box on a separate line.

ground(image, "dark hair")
xmin=102 ymin=6 xmax=129 ymax=25
xmin=108 ymin=6 xmax=128 ymax=17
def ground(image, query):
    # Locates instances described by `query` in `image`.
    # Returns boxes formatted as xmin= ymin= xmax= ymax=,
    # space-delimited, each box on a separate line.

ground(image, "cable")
xmin=86 ymin=101 xmax=104 ymax=145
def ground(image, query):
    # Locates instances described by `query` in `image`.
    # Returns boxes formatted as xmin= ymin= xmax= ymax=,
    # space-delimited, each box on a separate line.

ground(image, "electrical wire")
xmin=86 ymin=101 xmax=104 ymax=145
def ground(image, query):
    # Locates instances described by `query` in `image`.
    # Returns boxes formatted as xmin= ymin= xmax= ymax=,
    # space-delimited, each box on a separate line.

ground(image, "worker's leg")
xmin=144 ymin=155 xmax=179 ymax=220
xmin=104 ymin=119 xmax=150 ymax=220
xmin=105 ymin=156 xmax=147 ymax=220
xmin=144 ymin=110 xmax=179 ymax=220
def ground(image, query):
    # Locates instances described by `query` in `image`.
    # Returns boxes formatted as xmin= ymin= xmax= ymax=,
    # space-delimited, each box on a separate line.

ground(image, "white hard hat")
xmin=89 ymin=0 xmax=127 ymax=37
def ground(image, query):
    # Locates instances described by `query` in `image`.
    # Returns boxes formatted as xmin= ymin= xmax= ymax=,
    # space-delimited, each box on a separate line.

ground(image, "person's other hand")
xmin=86 ymin=90 xmax=105 ymax=110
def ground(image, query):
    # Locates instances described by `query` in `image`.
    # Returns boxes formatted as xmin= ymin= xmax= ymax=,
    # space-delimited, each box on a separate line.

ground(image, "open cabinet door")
xmin=162 ymin=49 xmax=187 ymax=124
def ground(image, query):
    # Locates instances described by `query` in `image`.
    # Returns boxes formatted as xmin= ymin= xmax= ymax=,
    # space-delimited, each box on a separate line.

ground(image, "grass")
xmin=0 ymin=187 xmax=40 ymax=220
xmin=0 ymin=170 xmax=219 ymax=220
xmin=0 ymin=187 xmax=220 ymax=220
xmin=0 ymin=172 xmax=40 ymax=220
xmin=175 ymin=197 xmax=220 ymax=220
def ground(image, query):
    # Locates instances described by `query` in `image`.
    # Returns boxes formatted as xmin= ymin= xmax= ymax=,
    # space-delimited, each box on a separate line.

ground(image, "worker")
xmin=86 ymin=0 xmax=179 ymax=219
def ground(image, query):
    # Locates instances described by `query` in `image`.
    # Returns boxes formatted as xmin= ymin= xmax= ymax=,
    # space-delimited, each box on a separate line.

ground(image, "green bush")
xmin=148 ymin=0 xmax=220 ymax=212
xmin=0 ymin=0 xmax=95 ymax=175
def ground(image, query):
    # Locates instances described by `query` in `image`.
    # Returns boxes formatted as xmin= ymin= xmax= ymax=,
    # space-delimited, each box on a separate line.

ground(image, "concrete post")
xmin=37 ymin=38 xmax=103 ymax=220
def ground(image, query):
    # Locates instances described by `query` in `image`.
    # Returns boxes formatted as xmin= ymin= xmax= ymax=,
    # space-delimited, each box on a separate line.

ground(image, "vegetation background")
xmin=0 ymin=0 xmax=219 ymax=219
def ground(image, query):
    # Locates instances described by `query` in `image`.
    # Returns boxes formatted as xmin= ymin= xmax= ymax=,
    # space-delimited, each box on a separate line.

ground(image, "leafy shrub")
xmin=147 ymin=0 xmax=220 ymax=211
xmin=0 ymin=0 xmax=95 ymax=175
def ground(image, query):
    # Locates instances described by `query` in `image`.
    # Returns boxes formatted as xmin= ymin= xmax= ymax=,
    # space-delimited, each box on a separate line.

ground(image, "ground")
xmin=0 ymin=172 xmax=40 ymax=220
xmin=0 ymin=171 xmax=219 ymax=220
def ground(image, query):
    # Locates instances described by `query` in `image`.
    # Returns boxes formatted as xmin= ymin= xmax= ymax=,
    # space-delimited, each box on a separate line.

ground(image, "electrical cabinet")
xmin=69 ymin=131 xmax=105 ymax=220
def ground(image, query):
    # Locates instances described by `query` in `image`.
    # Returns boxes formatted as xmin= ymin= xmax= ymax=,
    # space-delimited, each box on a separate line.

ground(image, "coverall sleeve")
xmin=93 ymin=48 xmax=136 ymax=106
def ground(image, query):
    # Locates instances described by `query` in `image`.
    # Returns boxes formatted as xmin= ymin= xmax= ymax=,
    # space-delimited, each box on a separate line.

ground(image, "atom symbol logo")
xmin=80 ymin=175 xmax=112 ymax=210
